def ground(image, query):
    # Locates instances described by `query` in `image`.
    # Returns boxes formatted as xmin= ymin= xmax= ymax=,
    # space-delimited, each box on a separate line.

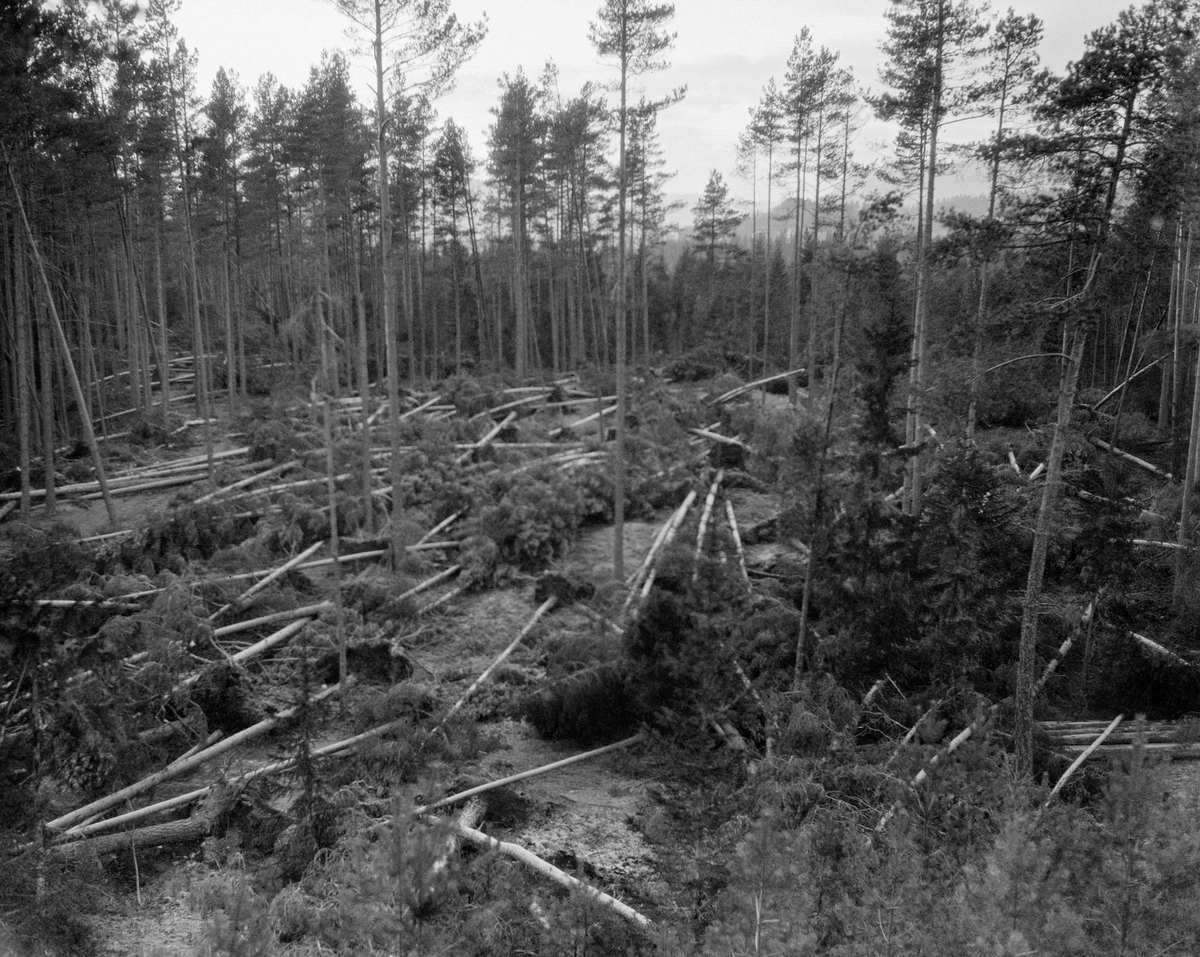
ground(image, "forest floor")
xmin=6 ymin=367 xmax=1200 ymax=956
xmin=76 ymin=503 xmax=732 ymax=955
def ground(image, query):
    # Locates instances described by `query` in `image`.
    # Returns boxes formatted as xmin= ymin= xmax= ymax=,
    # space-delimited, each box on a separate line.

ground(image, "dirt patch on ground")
xmin=89 ymin=875 xmax=204 ymax=957
xmin=566 ymin=518 xmax=666 ymax=585
xmin=63 ymin=489 xmax=184 ymax=539
xmin=474 ymin=719 xmax=659 ymax=899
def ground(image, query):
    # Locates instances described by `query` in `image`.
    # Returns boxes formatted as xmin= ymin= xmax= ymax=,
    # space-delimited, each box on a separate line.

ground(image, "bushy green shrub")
xmin=477 ymin=470 xmax=584 ymax=570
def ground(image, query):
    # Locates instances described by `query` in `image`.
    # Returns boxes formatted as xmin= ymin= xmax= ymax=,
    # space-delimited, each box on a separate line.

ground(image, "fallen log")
xmin=1033 ymin=601 xmax=1092 ymax=698
xmin=714 ymin=368 xmax=807 ymax=404
xmin=473 ymin=392 xmax=548 ymax=419
xmin=623 ymin=492 xmax=697 ymax=615
xmin=416 ymin=734 xmax=643 ymax=815
xmin=877 ymin=705 xmax=997 ymax=832
xmin=417 ymin=510 xmax=463 ymax=545
xmin=724 ymin=499 xmax=751 ymax=589
xmin=450 ymin=818 xmax=652 ymax=928
xmin=440 ymin=597 xmax=557 ymax=727
xmin=194 ymin=461 xmax=294 ymax=505
xmin=397 ymin=565 xmax=461 ymax=604
xmin=34 ymin=599 xmax=141 ymax=611
xmin=398 ymin=393 xmax=443 ymax=422
xmin=418 ymin=586 xmax=463 ymax=616
xmin=48 ymin=682 xmax=343 ymax=833
xmin=689 ymin=427 xmax=751 ymax=451
xmin=456 ymin=411 xmax=518 ymax=465
xmin=1130 ymin=631 xmax=1190 ymax=666
xmin=167 ymin=730 xmax=224 ymax=770
xmin=626 ymin=492 xmax=697 ymax=622
xmin=1088 ymin=437 xmax=1171 ymax=479
xmin=187 ymin=617 xmax=312 ymax=685
xmin=57 ymin=704 xmax=397 ymax=842
xmin=884 ymin=699 xmax=943 ymax=769
xmin=220 ymin=472 xmax=352 ymax=505
xmin=207 ymin=540 xmax=325 ymax=622
xmin=624 ymin=503 xmax=678 ymax=590
xmin=212 ymin=601 xmax=334 ymax=638
xmin=49 ymin=786 xmax=235 ymax=860
xmin=549 ymin=404 xmax=616 ymax=439
xmin=693 ymin=469 xmax=725 ymax=582
xmin=77 ymin=472 xmax=210 ymax=500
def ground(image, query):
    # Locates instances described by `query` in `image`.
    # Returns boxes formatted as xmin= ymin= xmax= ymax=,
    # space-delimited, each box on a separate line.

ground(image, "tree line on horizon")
xmin=2 ymin=0 xmax=1200 ymax=539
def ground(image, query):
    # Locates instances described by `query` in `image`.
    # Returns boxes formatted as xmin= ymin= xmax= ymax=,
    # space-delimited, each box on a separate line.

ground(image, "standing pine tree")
xmin=875 ymin=0 xmax=986 ymax=517
xmin=590 ymin=0 xmax=682 ymax=580
xmin=324 ymin=0 xmax=484 ymax=565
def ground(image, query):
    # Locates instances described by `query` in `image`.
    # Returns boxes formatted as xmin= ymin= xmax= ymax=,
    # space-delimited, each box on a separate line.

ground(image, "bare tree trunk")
xmin=1176 ymin=275 xmax=1200 ymax=606
xmin=1015 ymin=322 xmax=1086 ymax=774
xmin=15 ymin=232 xmax=32 ymax=518
xmin=5 ymin=149 xmax=117 ymax=525
xmin=373 ymin=0 xmax=405 ymax=561
xmin=224 ymin=253 xmax=236 ymax=423
xmin=1158 ymin=217 xmax=1182 ymax=431
xmin=793 ymin=259 xmax=849 ymax=690
xmin=351 ymin=228 xmax=375 ymax=534
xmin=38 ymin=298 xmax=55 ymax=517
xmin=1172 ymin=226 xmax=1194 ymax=476
xmin=613 ymin=21 xmax=630 ymax=582
xmin=463 ymin=175 xmax=487 ymax=364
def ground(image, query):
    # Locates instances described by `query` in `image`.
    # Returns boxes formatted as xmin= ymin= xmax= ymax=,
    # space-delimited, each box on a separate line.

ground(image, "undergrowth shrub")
xmin=524 ymin=633 xmax=637 ymax=742
xmin=106 ymin=501 xmax=256 ymax=575
xmin=441 ymin=373 xmax=506 ymax=416
xmin=625 ymin=545 xmax=766 ymax=739
xmin=0 ymin=523 xmax=90 ymax=599
xmin=247 ymin=418 xmax=315 ymax=464
xmin=973 ymin=356 xmax=1057 ymax=428
xmin=476 ymin=469 xmax=584 ymax=570
xmin=0 ymin=847 xmax=107 ymax=957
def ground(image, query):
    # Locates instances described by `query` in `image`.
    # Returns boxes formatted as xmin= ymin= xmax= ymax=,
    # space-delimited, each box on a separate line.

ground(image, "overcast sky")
xmin=173 ymin=0 xmax=1138 ymax=217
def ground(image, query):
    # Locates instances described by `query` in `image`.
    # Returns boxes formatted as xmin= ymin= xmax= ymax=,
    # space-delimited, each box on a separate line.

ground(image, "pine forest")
xmin=7 ymin=0 xmax=1200 ymax=953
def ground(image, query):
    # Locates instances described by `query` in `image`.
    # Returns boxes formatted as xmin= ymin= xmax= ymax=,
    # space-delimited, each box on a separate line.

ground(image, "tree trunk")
xmin=613 ymin=20 xmax=629 ymax=581
xmin=224 ymin=253 xmax=236 ymax=423
xmin=15 ymin=231 xmax=32 ymax=518
xmin=6 ymin=149 xmax=118 ymax=525
xmin=1015 ymin=322 xmax=1086 ymax=774
xmin=38 ymin=298 xmax=55 ymax=517
xmin=907 ymin=51 xmax=941 ymax=518
xmin=374 ymin=0 xmax=405 ymax=561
